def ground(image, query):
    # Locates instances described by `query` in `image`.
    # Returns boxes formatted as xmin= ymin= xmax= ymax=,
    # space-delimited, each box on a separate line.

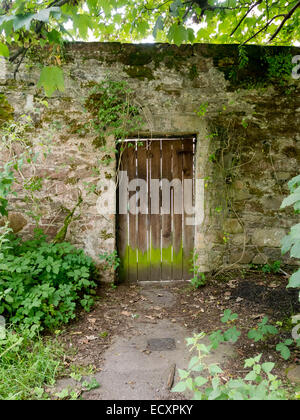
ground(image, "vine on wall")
xmin=85 ymin=79 xmax=144 ymax=148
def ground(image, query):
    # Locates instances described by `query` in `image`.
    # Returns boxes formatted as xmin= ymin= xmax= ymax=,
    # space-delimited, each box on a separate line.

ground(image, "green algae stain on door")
xmin=117 ymin=138 xmax=195 ymax=282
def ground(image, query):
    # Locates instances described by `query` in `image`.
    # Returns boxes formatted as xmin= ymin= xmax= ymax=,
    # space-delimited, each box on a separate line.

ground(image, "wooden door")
xmin=117 ymin=138 xmax=195 ymax=282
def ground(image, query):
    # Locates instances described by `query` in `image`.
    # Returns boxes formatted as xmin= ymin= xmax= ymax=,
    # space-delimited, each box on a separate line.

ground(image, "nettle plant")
xmin=189 ymin=250 xmax=206 ymax=289
xmin=0 ymin=114 xmax=98 ymax=334
xmin=281 ymin=174 xmax=300 ymax=294
xmin=172 ymin=332 xmax=287 ymax=400
xmin=172 ymin=310 xmax=289 ymax=400
xmin=0 ymin=229 xmax=97 ymax=335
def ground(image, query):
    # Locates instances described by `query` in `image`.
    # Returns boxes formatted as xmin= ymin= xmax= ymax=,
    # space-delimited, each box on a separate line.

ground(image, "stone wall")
xmin=0 ymin=42 xmax=299 ymax=281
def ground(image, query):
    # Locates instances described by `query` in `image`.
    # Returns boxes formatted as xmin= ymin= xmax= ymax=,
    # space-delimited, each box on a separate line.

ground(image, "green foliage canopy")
xmin=0 ymin=1 xmax=299 ymax=95
xmin=1 ymin=0 xmax=299 ymax=48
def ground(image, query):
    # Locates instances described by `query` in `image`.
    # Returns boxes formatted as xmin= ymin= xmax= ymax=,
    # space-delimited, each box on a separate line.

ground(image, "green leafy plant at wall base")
xmin=189 ymin=250 xmax=206 ymax=288
xmin=0 ymin=230 xmax=97 ymax=334
xmin=281 ymin=174 xmax=300 ymax=292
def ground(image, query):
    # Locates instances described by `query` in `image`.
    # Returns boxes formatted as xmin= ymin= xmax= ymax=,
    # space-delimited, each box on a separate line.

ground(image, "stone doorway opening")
xmin=117 ymin=137 xmax=196 ymax=282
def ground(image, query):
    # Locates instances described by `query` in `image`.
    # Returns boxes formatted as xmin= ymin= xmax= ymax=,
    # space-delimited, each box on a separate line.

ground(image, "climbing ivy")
xmin=85 ymin=79 xmax=143 ymax=146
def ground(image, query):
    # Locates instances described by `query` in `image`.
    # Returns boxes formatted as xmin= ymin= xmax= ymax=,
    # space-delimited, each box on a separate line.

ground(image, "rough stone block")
xmin=224 ymin=218 xmax=244 ymax=234
xmin=252 ymin=228 xmax=286 ymax=248
xmin=7 ymin=212 xmax=27 ymax=233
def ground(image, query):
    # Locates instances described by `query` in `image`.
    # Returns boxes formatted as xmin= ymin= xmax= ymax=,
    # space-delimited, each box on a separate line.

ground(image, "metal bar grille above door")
xmin=117 ymin=138 xmax=196 ymax=282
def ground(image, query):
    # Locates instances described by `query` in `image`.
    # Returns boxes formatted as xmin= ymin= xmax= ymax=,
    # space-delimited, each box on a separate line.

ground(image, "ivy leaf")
xmin=188 ymin=355 xmax=199 ymax=370
xmin=99 ymin=0 xmax=112 ymax=15
xmin=209 ymin=364 xmax=223 ymax=375
xmin=281 ymin=224 xmax=300 ymax=255
xmin=261 ymin=362 xmax=275 ymax=374
xmin=244 ymin=354 xmax=262 ymax=368
xmin=13 ymin=13 xmax=35 ymax=31
xmin=288 ymin=174 xmax=300 ymax=191
xmin=0 ymin=42 xmax=9 ymax=57
xmin=244 ymin=370 xmax=257 ymax=381
xmin=287 ymin=269 xmax=300 ymax=288
xmin=73 ymin=14 xmax=92 ymax=39
xmin=136 ymin=20 xmax=149 ymax=37
xmin=178 ymin=369 xmax=189 ymax=379
xmin=276 ymin=341 xmax=292 ymax=360
xmin=291 ymin=241 xmax=300 ymax=259
xmin=5 ymin=294 xmax=13 ymax=303
xmin=46 ymin=29 xmax=61 ymax=44
xmin=87 ymin=0 xmax=98 ymax=13
xmin=167 ymin=23 xmax=187 ymax=46
xmin=280 ymin=188 xmax=300 ymax=208
xmin=171 ymin=381 xmax=186 ymax=392
xmin=194 ymin=376 xmax=208 ymax=387
xmin=169 ymin=0 xmax=182 ymax=17
xmin=37 ymin=66 xmax=65 ymax=97
xmin=209 ymin=330 xmax=224 ymax=349
xmin=153 ymin=15 xmax=164 ymax=38
xmin=34 ymin=7 xmax=61 ymax=23
xmin=187 ymin=28 xmax=195 ymax=43
xmin=223 ymin=327 xmax=241 ymax=343
xmin=221 ymin=309 xmax=238 ymax=323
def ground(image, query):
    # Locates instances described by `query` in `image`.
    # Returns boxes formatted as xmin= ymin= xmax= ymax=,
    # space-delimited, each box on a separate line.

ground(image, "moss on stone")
xmin=212 ymin=45 xmax=297 ymax=90
xmin=65 ymin=177 xmax=79 ymax=185
xmin=124 ymin=66 xmax=155 ymax=80
xmin=67 ymin=119 xmax=90 ymax=137
xmin=0 ymin=93 xmax=13 ymax=126
xmin=59 ymin=134 xmax=71 ymax=143
xmin=100 ymin=229 xmax=114 ymax=240
xmin=120 ymin=51 xmax=153 ymax=66
xmin=282 ymin=146 xmax=300 ymax=159
xmin=92 ymin=136 xmax=106 ymax=148
xmin=105 ymin=172 xmax=112 ymax=179
xmin=188 ymin=64 xmax=198 ymax=81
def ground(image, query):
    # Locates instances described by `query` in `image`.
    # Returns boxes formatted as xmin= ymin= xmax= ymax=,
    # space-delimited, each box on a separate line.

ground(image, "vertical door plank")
xmin=117 ymin=145 xmax=129 ymax=282
xmin=149 ymin=141 xmax=161 ymax=281
xmin=172 ymin=140 xmax=183 ymax=280
xmin=182 ymin=139 xmax=195 ymax=279
xmin=161 ymin=141 xmax=172 ymax=280
xmin=137 ymin=141 xmax=150 ymax=281
xmin=127 ymin=142 xmax=138 ymax=282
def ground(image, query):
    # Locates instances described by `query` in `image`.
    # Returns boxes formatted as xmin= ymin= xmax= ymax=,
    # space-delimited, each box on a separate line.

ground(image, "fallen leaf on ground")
xmin=86 ymin=335 xmax=98 ymax=341
xmin=251 ymin=314 xmax=265 ymax=319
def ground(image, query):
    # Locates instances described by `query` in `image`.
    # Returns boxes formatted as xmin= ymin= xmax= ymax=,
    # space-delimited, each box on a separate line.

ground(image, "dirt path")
xmin=55 ymin=273 xmax=299 ymax=399
xmin=56 ymin=284 xmax=235 ymax=400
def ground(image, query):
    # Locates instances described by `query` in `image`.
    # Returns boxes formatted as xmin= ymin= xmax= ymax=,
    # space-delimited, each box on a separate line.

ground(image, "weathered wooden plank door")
xmin=117 ymin=138 xmax=195 ymax=282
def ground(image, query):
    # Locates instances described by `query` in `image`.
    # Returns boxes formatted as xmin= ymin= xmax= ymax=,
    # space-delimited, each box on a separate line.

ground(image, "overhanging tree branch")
xmin=230 ymin=0 xmax=262 ymax=36
xmin=8 ymin=0 xmax=72 ymax=78
xmin=242 ymin=13 xmax=286 ymax=44
xmin=268 ymin=0 xmax=300 ymax=41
